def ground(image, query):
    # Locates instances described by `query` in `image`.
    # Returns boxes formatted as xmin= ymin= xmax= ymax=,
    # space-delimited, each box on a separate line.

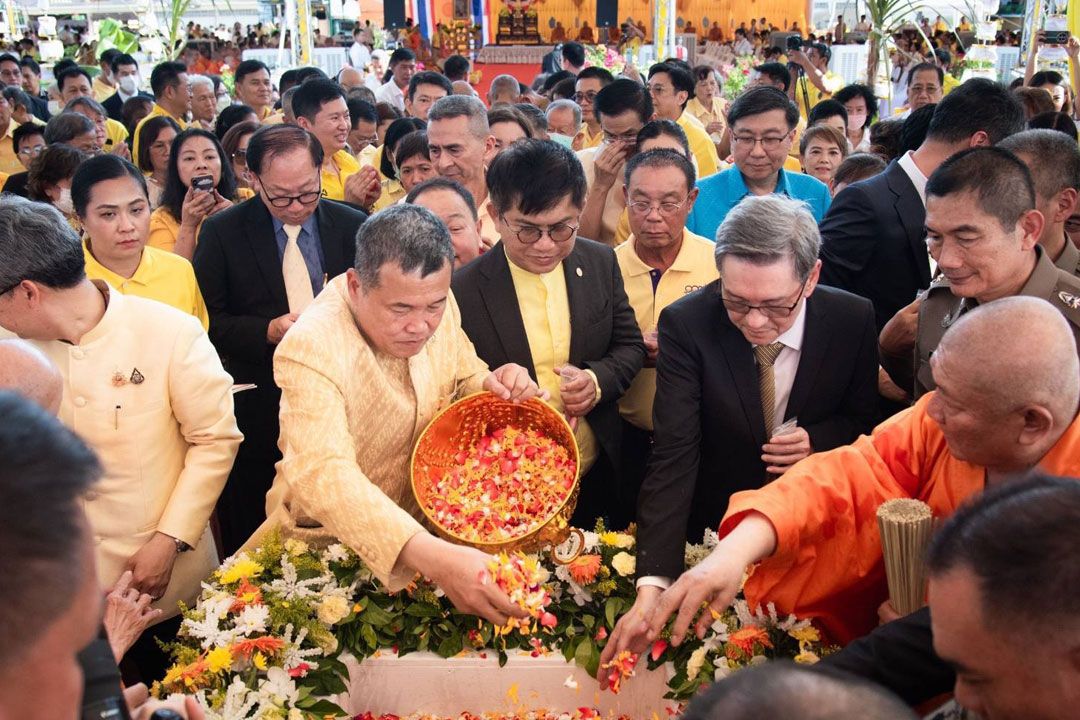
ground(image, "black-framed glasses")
xmin=254 ymin=173 xmax=322 ymax=208
xmin=731 ymin=132 xmax=792 ymax=150
xmin=628 ymin=196 xmax=691 ymax=217
xmin=602 ymin=129 xmax=640 ymax=144
xmin=499 ymin=216 xmax=578 ymax=244
xmin=573 ymin=91 xmax=597 ymax=103
xmin=720 ymin=279 xmax=808 ymax=318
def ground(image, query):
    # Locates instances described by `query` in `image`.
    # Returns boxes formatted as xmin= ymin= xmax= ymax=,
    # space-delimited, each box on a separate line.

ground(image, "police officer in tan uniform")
xmin=881 ymin=147 xmax=1080 ymax=398
xmin=996 ymin=130 xmax=1080 ymax=278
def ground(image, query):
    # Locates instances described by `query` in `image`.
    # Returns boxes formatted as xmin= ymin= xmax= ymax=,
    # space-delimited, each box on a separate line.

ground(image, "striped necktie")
xmin=754 ymin=342 xmax=785 ymax=435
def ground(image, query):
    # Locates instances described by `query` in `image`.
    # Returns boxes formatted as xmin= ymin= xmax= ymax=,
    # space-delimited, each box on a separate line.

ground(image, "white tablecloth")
xmin=477 ymin=45 xmax=555 ymax=65
xmin=334 ymin=650 xmax=677 ymax=717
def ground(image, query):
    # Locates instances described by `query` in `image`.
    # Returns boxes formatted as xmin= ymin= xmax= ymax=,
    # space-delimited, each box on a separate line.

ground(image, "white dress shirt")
xmin=897 ymin=150 xmax=928 ymax=206
xmin=637 ymin=298 xmax=809 ymax=590
xmin=897 ymin=150 xmax=936 ymax=274
xmin=375 ymin=79 xmax=406 ymax=112
xmin=349 ymin=41 xmax=372 ymax=69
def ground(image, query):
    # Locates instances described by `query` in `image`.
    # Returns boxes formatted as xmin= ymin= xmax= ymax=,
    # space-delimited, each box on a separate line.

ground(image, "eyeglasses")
xmin=232 ymin=148 xmax=247 ymax=166
xmin=255 ymin=174 xmax=323 ymax=208
xmin=909 ymin=84 xmax=941 ymax=96
xmin=628 ymin=196 xmax=690 ymax=217
xmin=499 ymin=216 xmax=578 ymax=244
xmin=573 ymin=91 xmax=597 ymax=103
xmin=731 ymin=133 xmax=792 ymax=150
xmin=719 ymin=279 xmax=807 ymax=318
xmin=17 ymin=144 xmax=45 ymax=157
xmin=602 ymin=129 xmax=640 ymax=144
xmin=352 ymin=134 xmax=379 ymax=147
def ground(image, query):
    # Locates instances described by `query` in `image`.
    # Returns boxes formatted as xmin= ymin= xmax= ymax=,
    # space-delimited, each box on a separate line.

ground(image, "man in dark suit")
xmin=101 ymin=54 xmax=153 ymax=123
xmin=193 ymin=125 xmax=366 ymax=555
xmin=600 ymin=193 xmax=878 ymax=675
xmin=819 ymin=78 xmax=1026 ymax=331
xmin=451 ymin=139 xmax=645 ymax=527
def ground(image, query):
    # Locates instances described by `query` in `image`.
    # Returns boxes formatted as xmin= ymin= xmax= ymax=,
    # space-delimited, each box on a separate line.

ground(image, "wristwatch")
xmin=173 ymin=537 xmax=192 ymax=554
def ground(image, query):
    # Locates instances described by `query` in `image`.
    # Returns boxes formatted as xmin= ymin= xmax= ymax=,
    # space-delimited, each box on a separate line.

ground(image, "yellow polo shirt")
xmin=132 ymin=104 xmax=189 ymax=167
xmin=147 ymin=188 xmax=254 ymax=254
xmin=686 ymin=96 xmax=726 ymax=136
xmin=83 ymin=242 xmax=209 ymax=329
xmin=677 ymin=111 xmax=721 ymax=179
xmin=321 ymin=148 xmax=361 ymax=202
xmin=104 ymin=118 xmax=129 ymax=153
xmin=614 ymin=229 xmax=718 ymax=430
xmin=795 ymin=70 xmax=844 ymax=119
xmin=506 ymin=253 xmax=598 ymax=474
xmin=575 ymin=124 xmax=603 ymax=150
xmin=0 ymin=122 xmax=21 ymax=175
xmin=943 ymin=73 xmax=960 ymax=96
xmin=92 ymin=76 xmax=115 ymax=103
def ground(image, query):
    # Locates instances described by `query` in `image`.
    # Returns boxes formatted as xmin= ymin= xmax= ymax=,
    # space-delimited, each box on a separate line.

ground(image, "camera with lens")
xmin=786 ymin=35 xmax=803 ymax=52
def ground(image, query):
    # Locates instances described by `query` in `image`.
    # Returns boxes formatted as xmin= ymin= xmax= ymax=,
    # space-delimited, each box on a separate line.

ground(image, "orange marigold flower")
xmin=568 ymin=554 xmax=602 ymax=585
xmin=230 ymin=635 xmax=285 ymax=660
xmin=728 ymin=626 xmax=773 ymax=656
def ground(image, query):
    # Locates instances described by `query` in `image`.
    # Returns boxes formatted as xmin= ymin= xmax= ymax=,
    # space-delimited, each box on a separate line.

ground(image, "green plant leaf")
xmin=604 ymin=597 xmax=622 ymax=629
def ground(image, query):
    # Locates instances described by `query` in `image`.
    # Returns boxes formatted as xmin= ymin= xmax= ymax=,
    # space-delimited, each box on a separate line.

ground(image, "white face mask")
xmin=55 ymin=187 xmax=75 ymax=215
xmin=118 ymin=75 xmax=140 ymax=95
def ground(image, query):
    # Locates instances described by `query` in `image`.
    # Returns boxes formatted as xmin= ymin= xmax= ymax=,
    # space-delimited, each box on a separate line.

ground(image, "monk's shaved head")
xmin=0 ymin=340 xmax=63 ymax=415
xmin=682 ymin=663 xmax=917 ymax=720
xmin=935 ymin=296 xmax=1079 ymax=422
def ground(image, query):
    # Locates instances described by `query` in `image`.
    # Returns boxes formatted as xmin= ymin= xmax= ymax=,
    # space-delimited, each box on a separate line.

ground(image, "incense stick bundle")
xmin=877 ymin=499 xmax=934 ymax=616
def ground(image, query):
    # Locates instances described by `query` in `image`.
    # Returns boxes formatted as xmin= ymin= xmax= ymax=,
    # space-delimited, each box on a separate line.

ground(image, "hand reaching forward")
xmin=645 ymin=513 xmax=778 ymax=646
xmin=398 ymin=533 xmax=530 ymax=626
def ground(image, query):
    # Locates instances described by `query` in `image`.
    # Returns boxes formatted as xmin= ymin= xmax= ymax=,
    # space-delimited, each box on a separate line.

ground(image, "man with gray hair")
xmin=43 ymin=111 xmax=100 ymax=155
xmin=64 ymin=95 xmax=130 ymax=158
xmin=0 ymin=196 xmax=242 ymax=683
xmin=426 ymin=94 xmax=499 ymax=248
xmin=998 ymin=129 xmax=1080 ymax=277
xmin=545 ymin=98 xmax=583 ymax=145
xmin=258 ymin=204 xmax=544 ymax=626
xmin=601 ymin=194 xmax=878 ymax=679
xmin=187 ymin=74 xmax=217 ymax=130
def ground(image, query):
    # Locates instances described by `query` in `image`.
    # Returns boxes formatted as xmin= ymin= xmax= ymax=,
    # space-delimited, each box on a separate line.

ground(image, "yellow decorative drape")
xmin=490 ymin=0 xmax=806 ymax=44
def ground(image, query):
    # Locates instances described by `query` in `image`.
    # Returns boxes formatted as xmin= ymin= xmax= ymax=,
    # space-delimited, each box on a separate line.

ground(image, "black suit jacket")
xmin=451 ymin=239 xmax=645 ymax=469
xmin=819 ymin=160 xmax=931 ymax=330
xmin=636 ymin=282 xmax=879 ymax=578
xmin=102 ymin=91 xmax=153 ymax=122
xmin=193 ymin=195 xmax=366 ymax=388
xmin=29 ymin=94 xmax=51 ymax=122
xmin=819 ymin=608 xmax=954 ymax=706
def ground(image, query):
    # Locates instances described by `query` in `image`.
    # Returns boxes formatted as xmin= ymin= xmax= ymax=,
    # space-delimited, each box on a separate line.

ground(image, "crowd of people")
xmin=1 ymin=14 xmax=1080 ymax=720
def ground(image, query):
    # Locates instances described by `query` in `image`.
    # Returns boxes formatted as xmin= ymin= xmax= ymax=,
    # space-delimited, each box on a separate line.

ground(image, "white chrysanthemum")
xmin=280 ymin=624 xmax=324 ymax=671
xmin=257 ymin=667 xmax=300 ymax=706
xmin=233 ymin=604 xmax=270 ymax=636
xmin=581 ymin=531 xmax=600 ymax=551
xmin=317 ymin=595 xmax=351 ymax=625
xmin=181 ymin=593 xmax=240 ymax=649
xmin=195 ymin=679 xmax=258 ymax=719
xmin=266 ymin=557 xmax=325 ymax=600
xmin=322 ymin=543 xmax=350 ymax=564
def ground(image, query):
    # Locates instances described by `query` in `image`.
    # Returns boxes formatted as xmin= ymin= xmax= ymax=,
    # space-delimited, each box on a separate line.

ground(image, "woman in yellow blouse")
xmin=72 ymin=154 xmax=209 ymax=329
xmin=688 ymin=66 xmax=728 ymax=149
xmin=149 ymin=128 xmax=253 ymax=260
xmin=135 ymin=115 xmax=180 ymax=209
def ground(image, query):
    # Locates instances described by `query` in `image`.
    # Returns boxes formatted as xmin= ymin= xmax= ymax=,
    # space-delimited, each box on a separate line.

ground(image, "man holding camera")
xmin=787 ymin=41 xmax=844 ymax=119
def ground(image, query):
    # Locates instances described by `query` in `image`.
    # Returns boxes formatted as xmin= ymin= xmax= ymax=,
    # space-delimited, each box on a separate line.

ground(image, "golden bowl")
xmin=411 ymin=392 xmax=580 ymax=554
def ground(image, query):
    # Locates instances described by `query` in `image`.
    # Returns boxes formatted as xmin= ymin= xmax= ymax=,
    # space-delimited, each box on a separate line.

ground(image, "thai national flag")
xmin=410 ymin=0 xmax=435 ymax=40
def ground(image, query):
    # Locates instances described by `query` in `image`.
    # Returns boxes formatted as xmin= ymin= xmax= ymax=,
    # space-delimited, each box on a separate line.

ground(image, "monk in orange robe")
xmin=598 ymin=297 xmax=1080 ymax=682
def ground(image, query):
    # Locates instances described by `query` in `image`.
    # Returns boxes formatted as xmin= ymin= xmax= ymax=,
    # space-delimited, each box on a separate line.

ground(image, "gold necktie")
xmin=282 ymin=223 xmax=314 ymax=313
xmin=754 ymin=342 xmax=785 ymax=436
